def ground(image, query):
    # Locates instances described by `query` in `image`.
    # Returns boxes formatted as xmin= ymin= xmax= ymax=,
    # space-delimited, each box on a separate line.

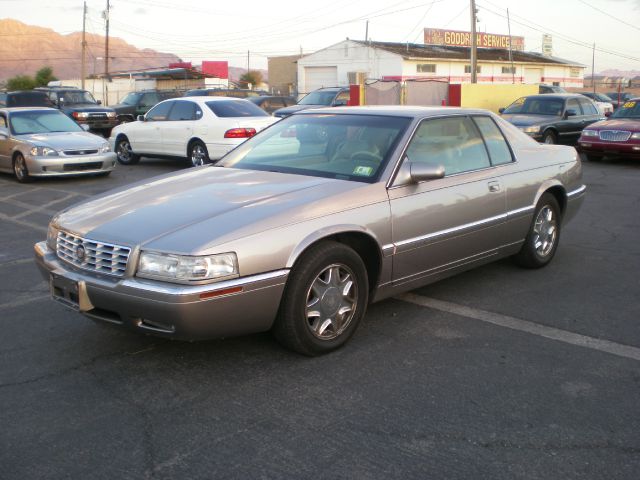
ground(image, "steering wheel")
xmin=350 ymin=151 xmax=382 ymax=162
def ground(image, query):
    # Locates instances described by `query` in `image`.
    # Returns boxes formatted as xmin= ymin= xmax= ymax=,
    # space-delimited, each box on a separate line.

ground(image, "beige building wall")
xmin=268 ymin=55 xmax=302 ymax=95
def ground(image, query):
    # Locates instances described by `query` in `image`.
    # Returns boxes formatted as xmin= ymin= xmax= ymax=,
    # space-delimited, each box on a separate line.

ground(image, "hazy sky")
xmin=2 ymin=0 xmax=640 ymax=72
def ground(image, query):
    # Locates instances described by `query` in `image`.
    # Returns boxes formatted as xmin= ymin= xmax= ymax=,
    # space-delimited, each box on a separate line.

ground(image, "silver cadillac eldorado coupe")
xmin=35 ymin=106 xmax=586 ymax=355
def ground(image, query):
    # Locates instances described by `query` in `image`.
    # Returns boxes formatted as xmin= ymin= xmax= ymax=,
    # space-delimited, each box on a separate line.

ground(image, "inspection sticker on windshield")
xmin=353 ymin=166 xmax=374 ymax=176
xmin=623 ymin=101 xmax=636 ymax=108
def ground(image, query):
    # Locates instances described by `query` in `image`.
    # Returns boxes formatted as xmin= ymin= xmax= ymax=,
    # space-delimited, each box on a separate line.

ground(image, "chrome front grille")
xmin=57 ymin=231 xmax=131 ymax=277
xmin=63 ymin=149 xmax=99 ymax=156
xmin=599 ymin=130 xmax=631 ymax=142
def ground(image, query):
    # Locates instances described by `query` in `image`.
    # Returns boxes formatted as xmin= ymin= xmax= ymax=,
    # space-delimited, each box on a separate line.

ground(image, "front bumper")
xmin=34 ymin=242 xmax=288 ymax=340
xmin=577 ymin=140 xmax=640 ymax=159
xmin=25 ymin=152 xmax=117 ymax=177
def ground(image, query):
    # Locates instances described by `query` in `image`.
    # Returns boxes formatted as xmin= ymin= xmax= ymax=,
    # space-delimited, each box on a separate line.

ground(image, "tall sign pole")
xmin=470 ymin=0 xmax=478 ymax=83
xmin=104 ymin=0 xmax=110 ymax=79
xmin=507 ymin=8 xmax=515 ymax=84
xmin=591 ymin=42 xmax=596 ymax=94
xmin=81 ymin=1 xmax=87 ymax=89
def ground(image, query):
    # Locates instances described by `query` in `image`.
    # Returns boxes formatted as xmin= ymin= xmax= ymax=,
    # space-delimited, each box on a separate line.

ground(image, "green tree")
xmin=35 ymin=67 xmax=57 ymax=87
xmin=7 ymin=75 xmax=36 ymax=90
xmin=239 ymin=70 xmax=263 ymax=89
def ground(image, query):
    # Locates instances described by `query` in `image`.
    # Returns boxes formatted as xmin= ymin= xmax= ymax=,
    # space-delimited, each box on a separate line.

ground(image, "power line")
xmin=577 ymin=0 xmax=640 ymax=32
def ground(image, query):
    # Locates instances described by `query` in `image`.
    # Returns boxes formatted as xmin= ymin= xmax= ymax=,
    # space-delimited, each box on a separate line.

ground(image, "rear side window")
xmin=473 ymin=116 xmax=513 ymax=166
xmin=206 ymin=100 xmax=268 ymax=118
xmin=168 ymin=100 xmax=198 ymax=121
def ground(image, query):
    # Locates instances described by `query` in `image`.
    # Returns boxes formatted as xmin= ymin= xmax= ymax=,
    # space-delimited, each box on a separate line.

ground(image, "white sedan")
xmin=109 ymin=96 xmax=277 ymax=167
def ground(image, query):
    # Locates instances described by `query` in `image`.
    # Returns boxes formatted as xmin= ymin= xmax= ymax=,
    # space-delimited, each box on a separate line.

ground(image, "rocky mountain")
xmin=0 ymin=19 xmax=180 ymax=82
xmin=596 ymin=69 xmax=640 ymax=79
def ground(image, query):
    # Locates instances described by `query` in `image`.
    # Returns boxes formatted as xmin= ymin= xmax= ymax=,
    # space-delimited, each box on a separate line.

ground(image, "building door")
xmin=304 ymin=66 xmax=338 ymax=94
xmin=524 ymin=68 xmax=543 ymax=84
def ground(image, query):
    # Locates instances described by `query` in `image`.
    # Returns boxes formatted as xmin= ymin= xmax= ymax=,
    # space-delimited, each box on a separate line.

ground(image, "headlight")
xmin=631 ymin=132 xmax=640 ymax=140
xmin=106 ymin=112 xmax=116 ymax=118
xmin=520 ymin=126 xmax=541 ymax=134
xmin=581 ymin=130 xmax=598 ymax=137
xmin=47 ymin=224 xmax=59 ymax=251
xmin=137 ymin=251 xmax=238 ymax=283
xmin=30 ymin=146 xmax=59 ymax=156
xmin=99 ymin=142 xmax=111 ymax=153
xmin=73 ymin=112 xmax=89 ymax=119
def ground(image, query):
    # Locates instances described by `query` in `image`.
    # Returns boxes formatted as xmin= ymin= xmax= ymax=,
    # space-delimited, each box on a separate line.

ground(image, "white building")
xmin=297 ymin=40 xmax=585 ymax=94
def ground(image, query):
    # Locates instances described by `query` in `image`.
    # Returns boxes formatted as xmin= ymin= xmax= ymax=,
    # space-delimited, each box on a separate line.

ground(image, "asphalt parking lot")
xmin=1 ymin=156 xmax=639 ymax=479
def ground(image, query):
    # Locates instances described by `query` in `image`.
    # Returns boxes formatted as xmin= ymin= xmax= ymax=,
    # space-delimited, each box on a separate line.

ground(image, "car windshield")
xmin=217 ymin=113 xmax=410 ymax=183
xmin=121 ymin=92 xmax=142 ymax=105
xmin=594 ymin=93 xmax=612 ymax=102
xmin=59 ymin=90 xmax=97 ymax=105
xmin=9 ymin=110 xmax=84 ymax=135
xmin=298 ymin=91 xmax=338 ymax=106
xmin=206 ymin=100 xmax=268 ymax=117
xmin=503 ymin=97 xmax=564 ymax=116
xmin=609 ymin=100 xmax=640 ymax=119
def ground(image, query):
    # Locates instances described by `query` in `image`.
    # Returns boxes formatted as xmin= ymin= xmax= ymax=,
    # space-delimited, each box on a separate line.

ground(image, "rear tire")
xmin=514 ymin=193 xmax=561 ymax=269
xmin=273 ymin=241 xmax=369 ymax=356
xmin=188 ymin=140 xmax=209 ymax=167
xmin=115 ymin=136 xmax=140 ymax=165
xmin=13 ymin=153 xmax=32 ymax=183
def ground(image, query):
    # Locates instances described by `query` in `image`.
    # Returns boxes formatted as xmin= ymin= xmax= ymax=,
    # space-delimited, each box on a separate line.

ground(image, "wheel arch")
xmin=541 ymin=126 xmax=558 ymax=139
xmin=535 ymin=180 xmax=567 ymax=217
xmin=286 ymin=226 xmax=383 ymax=294
xmin=186 ymin=137 xmax=206 ymax=155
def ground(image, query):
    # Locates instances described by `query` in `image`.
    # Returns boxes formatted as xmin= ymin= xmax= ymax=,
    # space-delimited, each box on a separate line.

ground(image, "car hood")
xmin=17 ymin=131 xmax=107 ymax=149
xmin=586 ymin=118 xmax=640 ymax=132
xmin=274 ymin=104 xmax=325 ymax=116
xmin=501 ymin=114 xmax=559 ymax=127
xmin=63 ymin=105 xmax=115 ymax=113
xmin=53 ymin=167 xmax=374 ymax=253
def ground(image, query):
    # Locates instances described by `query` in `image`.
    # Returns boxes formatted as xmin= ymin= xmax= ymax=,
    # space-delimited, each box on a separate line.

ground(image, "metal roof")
xmin=352 ymin=40 xmax=582 ymax=66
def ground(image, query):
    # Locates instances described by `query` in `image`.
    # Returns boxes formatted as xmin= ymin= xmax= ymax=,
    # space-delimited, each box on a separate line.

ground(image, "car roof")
xmin=162 ymin=96 xmax=252 ymax=104
xmin=1 ymin=107 xmax=60 ymax=113
xmin=297 ymin=105 xmax=495 ymax=118
xmin=520 ymin=93 xmax=590 ymax=100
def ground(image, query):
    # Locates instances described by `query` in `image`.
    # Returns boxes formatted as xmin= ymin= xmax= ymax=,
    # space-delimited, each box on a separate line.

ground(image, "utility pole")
xmin=81 ymin=1 xmax=87 ymax=89
xmin=591 ymin=42 xmax=596 ymax=94
xmin=507 ymin=8 xmax=515 ymax=84
xmin=247 ymin=50 xmax=250 ymax=73
xmin=104 ymin=0 xmax=110 ymax=79
xmin=365 ymin=20 xmax=369 ymax=42
xmin=470 ymin=0 xmax=478 ymax=83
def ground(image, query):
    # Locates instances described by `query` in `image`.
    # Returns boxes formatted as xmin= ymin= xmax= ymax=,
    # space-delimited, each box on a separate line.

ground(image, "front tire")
xmin=115 ymin=136 xmax=140 ymax=165
xmin=542 ymin=130 xmax=557 ymax=144
xmin=188 ymin=140 xmax=209 ymax=167
xmin=13 ymin=153 xmax=32 ymax=183
xmin=514 ymin=193 xmax=561 ymax=268
xmin=273 ymin=241 xmax=369 ymax=356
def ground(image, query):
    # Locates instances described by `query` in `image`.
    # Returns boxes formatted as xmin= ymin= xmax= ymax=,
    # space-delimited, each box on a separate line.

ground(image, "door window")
xmin=333 ymin=91 xmax=350 ymax=106
xmin=472 ymin=116 xmax=513 ymax=166
xmin=141 ymin=93 xmax=160 ymax=108
xmin=146 ymin=101 xmax=173 ymax=121
xmin=405 ymin=116 xmax=491 ymax=175
xmin=0 ymin=114 xmax=7 ymax=129
xmin=566 ymin=98 xmax=580 ymax=115
xmin=167 ymin=100 xmax=197 ymax=121
xmin=578 ymin=98 xmax=598 ymax=116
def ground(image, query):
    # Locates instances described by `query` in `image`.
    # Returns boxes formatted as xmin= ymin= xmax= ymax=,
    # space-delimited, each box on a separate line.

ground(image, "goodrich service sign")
xmin=424 ymin=28 xmax=524 ymax=51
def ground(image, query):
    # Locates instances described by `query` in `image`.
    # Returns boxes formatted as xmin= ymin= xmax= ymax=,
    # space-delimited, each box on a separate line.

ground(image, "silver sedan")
xmin=35 ymin=106 xmax=585 ymax=355
xmin=0 ymin=107 xmax=116 ymax=182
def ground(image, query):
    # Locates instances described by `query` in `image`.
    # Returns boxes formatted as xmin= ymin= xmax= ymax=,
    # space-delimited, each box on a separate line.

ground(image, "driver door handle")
xmin=488 ymin=181 xmax=501 ymax=193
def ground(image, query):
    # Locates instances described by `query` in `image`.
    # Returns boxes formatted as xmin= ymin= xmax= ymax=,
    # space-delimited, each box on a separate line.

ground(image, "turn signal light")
xmin=224 ymin=128 xmax=257 ymax=138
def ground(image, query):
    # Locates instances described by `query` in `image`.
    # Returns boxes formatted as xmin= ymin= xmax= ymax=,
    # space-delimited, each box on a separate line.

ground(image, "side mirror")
xmin=97 ymin=99 xmax=102 ymax=105
xmin=498 ymin=107 xmax=505 ymax=114
xmin=333 ymin=99 xmax=347 ymax=107
xmin=57 ymin=98 xmax=64 ymax=105
xmin=564 ymin=109 xmax=577 ymax=118
xmin=137 ymin=115 xmax=145 ymax=122
xmin=410 ymin=162 xmax=445 ymax=183
xmin=604 ymin=111 xmax=612 ymax=117
xmin=81 ymin=124 xmax=91 ymax=131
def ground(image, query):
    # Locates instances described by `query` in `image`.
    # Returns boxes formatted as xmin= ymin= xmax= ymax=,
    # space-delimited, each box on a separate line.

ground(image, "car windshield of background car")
xmin=206 ymin=100 xmax=268 ymax=117
xmin=503 ymin=97 xmax=564 ymax=115
xmin=10 ymin=110 xmax=84 ymax=135
xmin=610 ymin=100 xmax=640 ymax=119
xmin=121 ymin=92 xmax=142 ymax=106
xmin=298 ymin=91 xmax=338 ymax=106
xmin=61 ymin=91 xmax=97 ymax=104
xmin=217 ymin=114 xmax=410 ymax=183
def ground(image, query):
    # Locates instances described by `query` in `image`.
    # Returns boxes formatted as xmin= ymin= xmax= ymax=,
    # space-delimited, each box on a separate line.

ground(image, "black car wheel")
xmin=514 ymin=193 xmax=561 ymax=269
xmin=115 ymin=136 xmax=140 ymax=165
xmin=273 ymin=241 xmax=369 ymax=356
xmin=542 ymin=130 xmax=557 ymax=144
xmin=13 ymin=153 xmax=32 ymax=183
xmin=188 ymin=140 xmax=209 ymax=167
